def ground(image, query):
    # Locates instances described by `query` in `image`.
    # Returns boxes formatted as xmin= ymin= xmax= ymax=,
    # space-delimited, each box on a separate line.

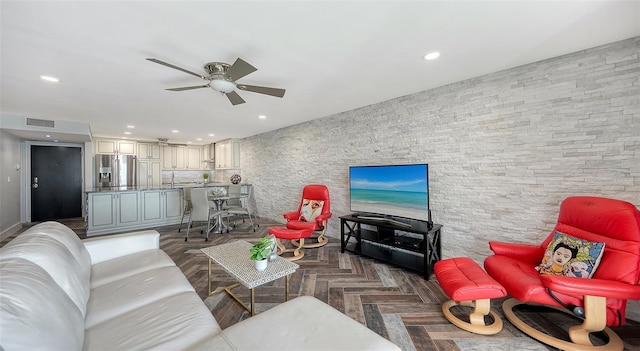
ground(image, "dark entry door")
xmin=31 ymin=145 xmax=82 ymax=221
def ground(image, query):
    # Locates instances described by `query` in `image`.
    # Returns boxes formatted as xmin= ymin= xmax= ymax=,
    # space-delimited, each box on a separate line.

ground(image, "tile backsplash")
xmin=162 ymin=169 xmax=241 ymax=185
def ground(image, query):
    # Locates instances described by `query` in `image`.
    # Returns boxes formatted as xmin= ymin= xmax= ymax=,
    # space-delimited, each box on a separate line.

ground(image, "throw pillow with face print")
xmin=299 ymin=199 xmax=324 ymax=223
xmin=536 ymin=232 xmax=605 ymax=279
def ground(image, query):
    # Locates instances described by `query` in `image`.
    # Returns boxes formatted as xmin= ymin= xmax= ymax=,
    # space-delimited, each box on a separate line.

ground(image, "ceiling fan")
xmin=156 ymin=138 xmax=187 ymax=147
xmin=146 ymin=57 xmax=286 ymax=105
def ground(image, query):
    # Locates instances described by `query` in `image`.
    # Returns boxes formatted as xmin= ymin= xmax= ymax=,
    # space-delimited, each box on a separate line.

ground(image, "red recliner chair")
xmin=484 ymin=196 xmax=640 ymax=351
xmin=283 ymin=184 xmax=332 ymax=248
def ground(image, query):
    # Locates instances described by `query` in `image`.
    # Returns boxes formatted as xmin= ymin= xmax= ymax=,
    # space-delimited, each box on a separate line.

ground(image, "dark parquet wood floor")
xmin=5 ymin=218 xmax=640 ymax=351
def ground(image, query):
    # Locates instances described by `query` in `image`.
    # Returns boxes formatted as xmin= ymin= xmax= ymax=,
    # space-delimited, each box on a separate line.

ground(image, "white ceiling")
xmin=1 ymin=1 xmax=639 ymax=145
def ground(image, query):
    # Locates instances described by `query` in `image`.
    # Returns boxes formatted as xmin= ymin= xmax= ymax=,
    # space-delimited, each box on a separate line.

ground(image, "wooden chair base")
xmin=442 ymin=299 xmax=503 ymax=335
xmin=502 ymin=298 xmax=624 ymax=351
xmin=292 ymin=227 xmax=328 ymax=248
xmin=276 ymin=238 xmax=305 ymax=261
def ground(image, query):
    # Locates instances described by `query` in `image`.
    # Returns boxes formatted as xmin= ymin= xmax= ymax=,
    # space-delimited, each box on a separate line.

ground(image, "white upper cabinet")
xmin=162 ymin=145 xmax=203 ymax=170
xmin=95 ymin=139 xmax=137 ymax=155
xmin=214 ymin=139 xmax=240 ymax=169
xmin=137 ymin=143 xmax=161 ymax=160
xmin=162 ymin=146 xmax=186 ymax=169
xmin=185 ymin=146 xmax=202 ymax=170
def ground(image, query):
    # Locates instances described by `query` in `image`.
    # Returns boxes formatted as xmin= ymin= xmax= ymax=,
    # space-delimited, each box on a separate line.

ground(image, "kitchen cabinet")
xmin=141 ymin=189 xmax=183 ymax=224
xmin=138 ymin=143 xmax=162 ymax=187
xmin=138 ymin=160 xmax=162 ymax=188
xmin=162 ymin=145 xmax=203 ymax=170
xmin=214 ymin=139 xmax=240 ymax=169
xmin=87 ymin=191 xmax=141 ymax=232
xmin=185 ymin=146 xmax=202 ymax=170
xmin=95 ymin=139 xmax=137 ymax=155
xmin=162 ymin=146 xmax=186 ymax=169
xmin=137 ymin=143 xmax=161 ymax=160
xmin=86 ymin=189 xmax=183 ymax=236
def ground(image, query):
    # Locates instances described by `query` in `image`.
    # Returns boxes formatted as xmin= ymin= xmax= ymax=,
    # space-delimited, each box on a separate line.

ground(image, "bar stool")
xmin=178 ymin=187 xmax=192 ymax=232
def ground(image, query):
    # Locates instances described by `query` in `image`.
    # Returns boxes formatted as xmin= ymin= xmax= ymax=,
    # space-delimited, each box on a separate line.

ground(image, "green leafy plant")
xmin=203 ymin=173 xmax=209 ymax=180
xmin=250 ymin=237 xmax=273 ymax=261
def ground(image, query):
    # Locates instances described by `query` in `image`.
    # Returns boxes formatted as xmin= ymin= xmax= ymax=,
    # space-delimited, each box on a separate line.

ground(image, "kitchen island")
xmin=85 ymin=183 xmax=252 ymax=236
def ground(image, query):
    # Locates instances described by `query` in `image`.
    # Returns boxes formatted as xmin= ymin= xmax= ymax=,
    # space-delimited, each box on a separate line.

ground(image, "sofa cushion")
xmin=0 ymin=258 xmax=85 ymax=351
xmin=85 ymin=266 xmax=195 ymax=328
xmin=90 ymin=249 xmax=176 ymax=288
xmin=188 ymin=296 xmax=401 ymax=351
xmin=0 ymin=233 xmax=91 ymax=315
xmin=83 ymin=291 xmax=221 ymax=351
xmin=26 ymin=221 xmax=92 ymax=269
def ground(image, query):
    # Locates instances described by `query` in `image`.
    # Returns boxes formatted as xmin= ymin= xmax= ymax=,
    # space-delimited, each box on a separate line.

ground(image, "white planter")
xmin=254 ymin=258 xmax=268 ymax=271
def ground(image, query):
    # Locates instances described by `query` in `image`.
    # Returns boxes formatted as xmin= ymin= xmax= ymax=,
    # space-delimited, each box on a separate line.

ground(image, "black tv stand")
xmin=340 ymin=214 xmax=442 ymax=279
xmin=352 ymin=215 xmax=413 ymax=228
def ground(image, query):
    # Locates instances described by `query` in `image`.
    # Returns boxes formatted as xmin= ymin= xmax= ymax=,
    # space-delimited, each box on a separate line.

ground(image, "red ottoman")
xmin=434 ymin=257 xmax=507 ymax=335
xmin=268 ymin=227 xmax=313 ymax=261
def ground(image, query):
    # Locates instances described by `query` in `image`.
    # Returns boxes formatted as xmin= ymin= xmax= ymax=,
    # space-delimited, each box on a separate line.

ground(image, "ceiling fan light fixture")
xmin=210 ymin=79 xmax=236 ymax=93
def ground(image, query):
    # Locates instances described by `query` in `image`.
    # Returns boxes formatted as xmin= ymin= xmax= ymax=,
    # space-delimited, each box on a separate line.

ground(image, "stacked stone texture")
xmin=241 ymin=37 xmax=639 ymax=265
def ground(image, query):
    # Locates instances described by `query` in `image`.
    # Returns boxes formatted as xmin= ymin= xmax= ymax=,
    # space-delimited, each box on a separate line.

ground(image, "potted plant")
xmin=250 ymin=236 xmax=274 ymax=271
xmin=203 ymin=173 xmax=209 ymax=184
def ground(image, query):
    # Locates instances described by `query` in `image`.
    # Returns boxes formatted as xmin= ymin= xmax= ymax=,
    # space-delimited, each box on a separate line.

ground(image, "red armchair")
xmin=283 ymin=184 xmax=332 ymax=248
xmin=484 ymin=196 xmax=640 ymax=351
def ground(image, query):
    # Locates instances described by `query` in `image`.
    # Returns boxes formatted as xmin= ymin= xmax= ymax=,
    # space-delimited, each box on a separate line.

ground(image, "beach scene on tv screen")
xmin=350 ymin=164 xmax=428 ymax=221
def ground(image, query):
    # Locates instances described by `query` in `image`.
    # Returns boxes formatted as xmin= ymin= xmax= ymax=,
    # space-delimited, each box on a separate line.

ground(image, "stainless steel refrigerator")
xmin=95 ymin=155 xmax=137 ymax=188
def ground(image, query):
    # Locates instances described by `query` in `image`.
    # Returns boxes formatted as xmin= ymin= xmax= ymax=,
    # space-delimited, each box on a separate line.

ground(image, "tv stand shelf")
xmin=340 ymin=214 xmax=442 ymax=279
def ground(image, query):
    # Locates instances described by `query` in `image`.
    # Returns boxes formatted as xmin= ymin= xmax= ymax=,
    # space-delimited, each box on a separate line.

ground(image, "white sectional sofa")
xmin=0 ymin=221 xmax=401 ymax=351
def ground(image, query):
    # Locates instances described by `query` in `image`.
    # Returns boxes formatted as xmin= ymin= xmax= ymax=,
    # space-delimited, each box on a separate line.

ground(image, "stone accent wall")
xmin=241 ymin=37 xmax=639 ymax=265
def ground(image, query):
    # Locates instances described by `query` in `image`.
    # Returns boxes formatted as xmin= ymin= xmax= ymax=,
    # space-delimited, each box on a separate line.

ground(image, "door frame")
xmin=22 ymin=141 xmax=86 ymax=223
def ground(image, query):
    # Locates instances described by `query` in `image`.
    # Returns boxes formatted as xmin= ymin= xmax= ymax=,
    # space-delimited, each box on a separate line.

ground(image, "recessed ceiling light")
xmin=124 ymin=131 xmax=131 ymax=135
xmin=196 ymin=138 xmax=202 ymax=141
xmin=258 ymin=115 xmax=267 ymax=119
xmin=126 ymin=125 xmax=135 ymax=129
xmin=40 ymin=75 xmax=59 ymax=82
xmin=44 ymin=134 xmax=52 ymax=138
xmin=187 ymin=141 xmax=192 ymax=144
xmin=171 ymin=130 xmax=179 ymax=133
xmin=208 ymin=133 xmax=215 ymax=137
xmin=423 ymin=52 xmax=440 ymax=60
xmin=53 ymin=140 xmax=59 ymax=143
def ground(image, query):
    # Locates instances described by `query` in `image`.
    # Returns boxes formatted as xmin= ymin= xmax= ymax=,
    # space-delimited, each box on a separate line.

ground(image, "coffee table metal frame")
xmin=201 ymin=240 xmax=299 ymax=315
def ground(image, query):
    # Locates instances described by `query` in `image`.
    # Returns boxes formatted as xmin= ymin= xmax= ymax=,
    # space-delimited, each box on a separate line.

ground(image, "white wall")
xmin=0 ymin=130 xmax=23 ymax=238
xmin=239 ymin=38 xmax=640 ymax=318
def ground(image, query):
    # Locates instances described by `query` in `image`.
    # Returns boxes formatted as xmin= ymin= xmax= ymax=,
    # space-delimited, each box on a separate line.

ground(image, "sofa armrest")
xmin=82 ymin=230 xmax=160 ymax=265
xmin=489 ymin=241 xmax=544 ymax=265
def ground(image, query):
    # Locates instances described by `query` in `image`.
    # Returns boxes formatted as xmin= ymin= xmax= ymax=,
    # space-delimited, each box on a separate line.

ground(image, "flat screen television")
xmin=349 ymin=164 xmax=430 ymax=224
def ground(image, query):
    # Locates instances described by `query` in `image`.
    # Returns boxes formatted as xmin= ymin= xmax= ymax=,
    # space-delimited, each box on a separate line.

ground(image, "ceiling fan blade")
xmin=225 ymin=91 xmax=246 ymax=105
xmin=225 ymin=58 xmax=257 ymax=81
xmin=166 ymin=85 xmax=209 ymax=91
xmin=237 ymin=84 xmax=286 ymax=98
xmin=146 ymin=58 xmax=207 ymax=80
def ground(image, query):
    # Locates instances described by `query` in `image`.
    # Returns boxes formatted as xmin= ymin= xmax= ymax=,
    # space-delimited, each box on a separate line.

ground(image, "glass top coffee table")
xmin=201 ymin=240 xmax=299 ymax=315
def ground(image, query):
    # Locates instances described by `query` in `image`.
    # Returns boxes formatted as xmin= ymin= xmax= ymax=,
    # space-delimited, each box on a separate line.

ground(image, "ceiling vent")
xmin=26 ymin=118 xmax=55 ymax=128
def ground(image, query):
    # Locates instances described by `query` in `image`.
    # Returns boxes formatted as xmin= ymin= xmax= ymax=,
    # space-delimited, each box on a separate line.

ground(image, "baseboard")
xmin=0 ymin=222 xmax=23 ymax=242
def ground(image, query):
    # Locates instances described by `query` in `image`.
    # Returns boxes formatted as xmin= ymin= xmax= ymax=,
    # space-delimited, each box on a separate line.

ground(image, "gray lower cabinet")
xmin=141 ymin=189 xmax=183 ymax=224
xmin=86 ymin=189 xmax=182 ymax=236
xmin=87 ymin=191 xmax=141 ymax=233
